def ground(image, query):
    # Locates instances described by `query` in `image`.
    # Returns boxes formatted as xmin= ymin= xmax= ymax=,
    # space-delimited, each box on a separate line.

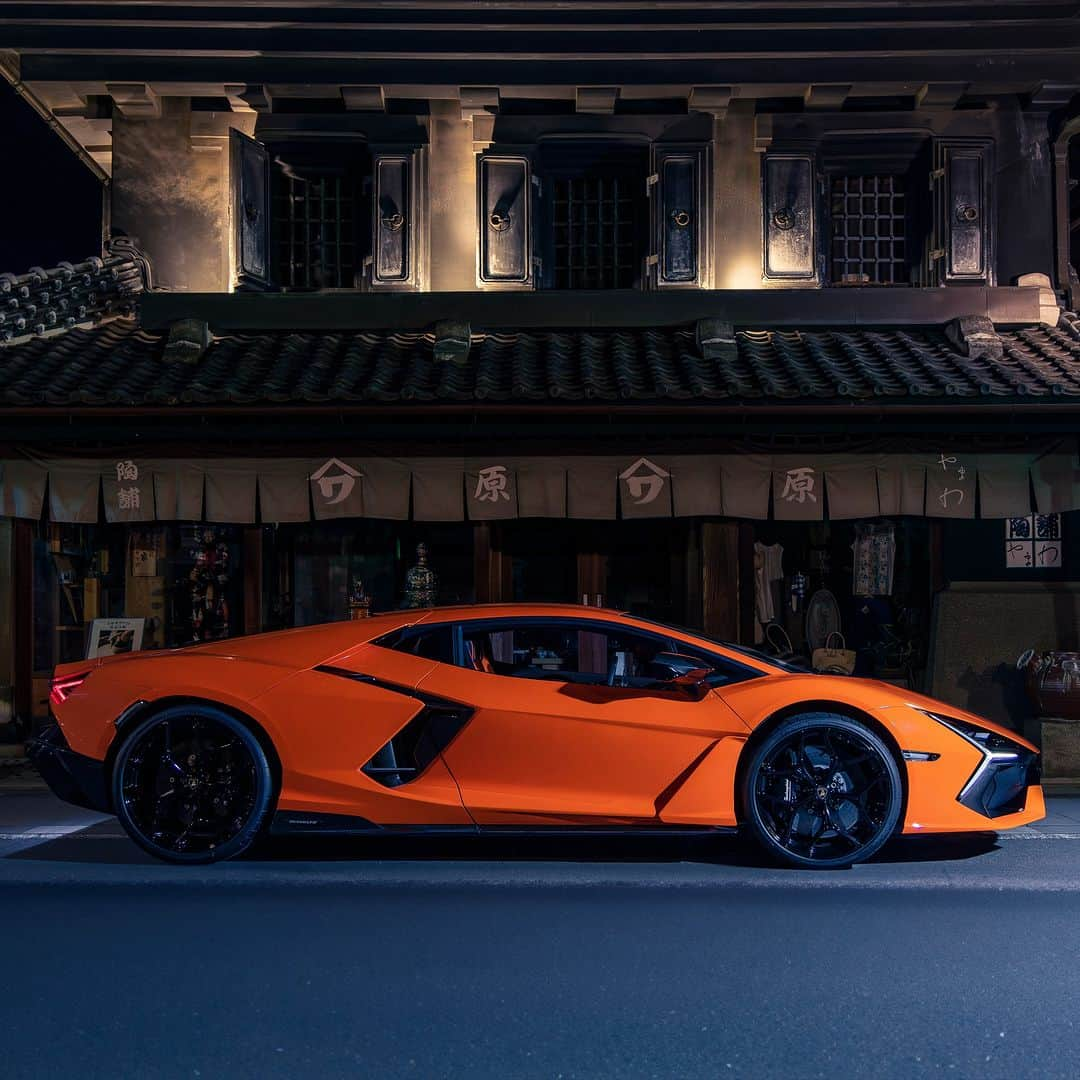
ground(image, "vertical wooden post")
xmin=473 ymin=523 xmax=493 ymax=603
xmin=13 ymin=520 xmax=33 ymax=726
xmin=738 ymin=522 xmax=756 ymax=644
xmin=576 ymin=525 xmax=608 ymax=608
xmin=242 ymin=527 xmax=263 ymax=636
xmin=684 ymin=521 xmax=702 ymax=630
xmin=494 ymin=523 xmax=512 ymax=601
xmin=475 ymin=523 xmax=513 ymax=604
xmin=929 ymin=520 xmax=946 ymax=596
xmin=701 ymin=521 xmax=740 ymax=641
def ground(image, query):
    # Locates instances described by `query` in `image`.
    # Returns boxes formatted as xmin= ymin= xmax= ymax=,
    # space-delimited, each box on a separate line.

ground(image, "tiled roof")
xmin=3 ymin=313 xmax=1080 ymax=409
xmin=0 ymin=244 xmax=150 ymax=345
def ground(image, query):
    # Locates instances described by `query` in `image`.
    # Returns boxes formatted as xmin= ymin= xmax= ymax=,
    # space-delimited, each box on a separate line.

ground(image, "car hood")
xmin=808 ymin=673 xmax=1039 ymax=752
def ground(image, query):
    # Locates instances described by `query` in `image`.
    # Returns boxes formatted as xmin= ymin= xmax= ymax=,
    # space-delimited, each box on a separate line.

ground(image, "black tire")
xmin=112 ymin=704 xmax=274 ymax=864
xmin=740 ymin=713 xmax=903 ymax=869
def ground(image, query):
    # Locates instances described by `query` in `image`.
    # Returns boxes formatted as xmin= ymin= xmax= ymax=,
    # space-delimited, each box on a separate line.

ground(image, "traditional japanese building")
xmin=3 ymin=2 xmax=1080 ymax=760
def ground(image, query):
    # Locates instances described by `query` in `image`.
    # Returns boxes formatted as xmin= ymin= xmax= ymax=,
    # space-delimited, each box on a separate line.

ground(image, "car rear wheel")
xmin=741 ymin=713 xmax=903 ymax=869
xmin=112 ymin=705 xmax=274 ymax=864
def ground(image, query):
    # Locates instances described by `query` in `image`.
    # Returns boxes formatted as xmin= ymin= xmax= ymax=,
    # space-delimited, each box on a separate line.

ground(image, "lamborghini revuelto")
xmin=31 ymin=604 xmax=1044 ymax=867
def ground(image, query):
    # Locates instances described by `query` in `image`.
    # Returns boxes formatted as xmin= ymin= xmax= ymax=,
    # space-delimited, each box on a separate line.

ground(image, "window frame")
xmin=265 ymin=141 xmax=372 ymax=291
xmin=827 ymin=171 xmax=912 ymax=287
xmin=535 ymin=139 xmax=652 ymax=292
xmin=379 ymin=616 xmax=765 ymax=689
xmin=818 ymin=135 xmax=933 ymax=288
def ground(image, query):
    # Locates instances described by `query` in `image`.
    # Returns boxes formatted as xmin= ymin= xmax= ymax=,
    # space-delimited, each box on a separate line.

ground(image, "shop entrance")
xmin=749 ymin=518 xmax=932 ymax=687
xmin=499 ymin=520 xmax=694 ymax=627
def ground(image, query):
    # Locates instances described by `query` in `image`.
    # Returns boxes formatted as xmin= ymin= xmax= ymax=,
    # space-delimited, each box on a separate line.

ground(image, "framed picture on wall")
xmin=86 ymin=617 xmax=145 ymax=659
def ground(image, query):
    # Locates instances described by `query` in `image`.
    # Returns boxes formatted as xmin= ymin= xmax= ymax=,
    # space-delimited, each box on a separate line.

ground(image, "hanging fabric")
xmin=753 ymin=541 xmax=784 ymax=641
xmin=852 ymin=523 xmax=896 ymax=597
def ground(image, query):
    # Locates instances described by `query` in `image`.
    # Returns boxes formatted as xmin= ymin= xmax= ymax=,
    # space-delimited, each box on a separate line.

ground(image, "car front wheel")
xmin=112 ymin=704 xmax=274 ymax=864
xmin=741 ymin=713 xmax=903 ymax=869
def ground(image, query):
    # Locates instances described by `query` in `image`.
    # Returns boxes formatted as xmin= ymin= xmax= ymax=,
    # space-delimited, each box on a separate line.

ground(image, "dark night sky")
xmin=0 ymin=78 xmax=102 ymax=273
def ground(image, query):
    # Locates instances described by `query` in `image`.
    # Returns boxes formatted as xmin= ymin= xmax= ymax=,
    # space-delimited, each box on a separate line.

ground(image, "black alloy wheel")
xmin=742 ymin=713 xmax=903 ymax=869
xmin=112 ymin=705 xmax=274 ymax=864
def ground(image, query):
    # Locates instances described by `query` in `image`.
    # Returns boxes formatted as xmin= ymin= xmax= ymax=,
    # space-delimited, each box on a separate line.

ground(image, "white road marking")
xmin=0 ymin=831 xmax=118 ymax=840
xmin=997 ymin=830 xmax=1080 ymax=840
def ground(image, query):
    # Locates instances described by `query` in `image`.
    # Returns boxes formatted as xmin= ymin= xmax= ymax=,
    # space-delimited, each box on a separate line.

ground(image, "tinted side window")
xmin=664 ymin=647 xmax=761 ymax=688
xmin=462 ymin=623 xmax=582 ymax=681
xmin=391 ymin=625 xmax=454 ymax=665
xmin=459 ymin=620 xmax=683 ymax=688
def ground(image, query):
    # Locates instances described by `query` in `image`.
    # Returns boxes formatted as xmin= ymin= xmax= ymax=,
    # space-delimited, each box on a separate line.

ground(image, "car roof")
xmin=411 ymin=603 xmax=628 ymax=622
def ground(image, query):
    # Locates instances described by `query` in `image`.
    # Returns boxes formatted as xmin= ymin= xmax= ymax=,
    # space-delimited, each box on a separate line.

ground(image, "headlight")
xmin=921 ymin=711 xmax=1038 ymax=819
xmin=924 ymin=713 xmax=1022 ymax=758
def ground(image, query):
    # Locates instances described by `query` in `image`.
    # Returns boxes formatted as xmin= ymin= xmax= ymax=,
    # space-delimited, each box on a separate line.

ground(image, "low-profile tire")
xmin=112 ymin=704 xmax=274 ymax=864
xmin=740 ymin=713 xmax=903 ymax=869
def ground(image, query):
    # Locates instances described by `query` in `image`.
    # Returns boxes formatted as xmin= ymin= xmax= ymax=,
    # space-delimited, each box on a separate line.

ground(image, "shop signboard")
xmin=1 ymin=444 xmax=1078 ymax=525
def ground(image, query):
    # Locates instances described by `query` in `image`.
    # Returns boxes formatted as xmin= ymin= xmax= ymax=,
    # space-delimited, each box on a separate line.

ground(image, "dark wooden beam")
xmin=139 ymin=286 xmax=1046 ymax=334
xmin=803 ymin=84 xmax=851 ymax=110
xmin=19 ymin=53 xmax=1080 ymax=91
xmin=6 ymin=18 xmax=1080 ymax=59
xmin=915 ymin=82 xmax=968 ymax=109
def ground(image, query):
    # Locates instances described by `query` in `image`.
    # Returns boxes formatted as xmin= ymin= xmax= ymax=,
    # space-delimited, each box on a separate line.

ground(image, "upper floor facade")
xmin=4 ymin=1 xmax=1080 ymax=307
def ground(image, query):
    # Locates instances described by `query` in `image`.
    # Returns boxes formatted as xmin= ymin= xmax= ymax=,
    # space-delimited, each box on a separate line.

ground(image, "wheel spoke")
xmin=755 ymin=722 xmax=896 ymax=865
xmin=119 ymin=713 xmax=260 ymax=857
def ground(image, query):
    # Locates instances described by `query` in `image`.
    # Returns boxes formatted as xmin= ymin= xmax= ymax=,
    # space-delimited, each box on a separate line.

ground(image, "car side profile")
xmin=31 ymin=603 xmax=1044 ymax=868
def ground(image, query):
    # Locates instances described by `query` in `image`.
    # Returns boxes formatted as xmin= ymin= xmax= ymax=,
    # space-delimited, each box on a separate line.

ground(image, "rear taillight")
xmin=49 ymin=670 xmax=90 ymax=707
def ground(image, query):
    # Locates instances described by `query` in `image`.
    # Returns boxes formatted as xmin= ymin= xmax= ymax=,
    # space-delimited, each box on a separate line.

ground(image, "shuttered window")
xmin=539 ymin=142 xmax=649 ymax=291
xmin=829 ymin=174 xmax=909 ymax=285
xmin=550 ymin=174 xmax=641 ymax=290
xmin=272 ymin=164 xmax=363 ymax=290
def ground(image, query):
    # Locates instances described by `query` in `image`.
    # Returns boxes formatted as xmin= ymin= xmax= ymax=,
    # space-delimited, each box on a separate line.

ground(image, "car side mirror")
xmin=646 ymin=652 xmax=715 ymax=700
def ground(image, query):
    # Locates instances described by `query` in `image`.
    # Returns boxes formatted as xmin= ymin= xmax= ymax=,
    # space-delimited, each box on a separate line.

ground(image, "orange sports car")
xmin=30 ymin=603 xmax=1044 ymax=868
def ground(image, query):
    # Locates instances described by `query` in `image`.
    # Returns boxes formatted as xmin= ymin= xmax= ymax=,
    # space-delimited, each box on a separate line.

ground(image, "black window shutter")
xmin=652 ymin=145 xmax=708 ymax=287
xmin=762 ymin=152 xmax=817 ymax=281
xmin=370 ymin=150 xmax=421 ymax=290
xmin=477 ymin=154 xmax=533 ymax=286
xmin=931 ymin=139 xmax=993 ymax=284
xmin=230 ymin=129 xmax=272 ymax=291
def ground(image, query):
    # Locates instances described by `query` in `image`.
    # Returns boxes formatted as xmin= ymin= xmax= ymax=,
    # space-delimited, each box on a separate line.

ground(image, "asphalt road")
xmin=4 ymin=790 xmax=1080 ymax=1079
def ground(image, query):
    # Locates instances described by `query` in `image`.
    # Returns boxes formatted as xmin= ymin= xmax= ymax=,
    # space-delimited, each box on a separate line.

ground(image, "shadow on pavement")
xmin=5 ymin=821 xmax=1001 ymax=869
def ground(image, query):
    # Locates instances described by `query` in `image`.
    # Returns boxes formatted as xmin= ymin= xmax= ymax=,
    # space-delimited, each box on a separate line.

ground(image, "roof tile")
xmin=3 ymin=317 xmax=1080 ymax=409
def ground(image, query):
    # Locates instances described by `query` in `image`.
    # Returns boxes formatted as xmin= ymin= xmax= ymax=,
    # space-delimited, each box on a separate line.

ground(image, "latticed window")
xmin=272 ymin=164 xmax=362 ymax=289
xmin=829 ymin=174 xmax=909 ymax=285
xmin=550 ymin=174 xmax=643 ymax=289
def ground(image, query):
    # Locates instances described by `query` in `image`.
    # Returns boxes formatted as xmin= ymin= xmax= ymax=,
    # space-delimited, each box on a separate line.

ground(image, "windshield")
xmin=628 ymin=617 xmax=810 ymax=674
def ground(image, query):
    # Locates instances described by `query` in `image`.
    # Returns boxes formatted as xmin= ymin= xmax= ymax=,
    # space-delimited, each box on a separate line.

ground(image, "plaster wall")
xmin=106 ymin=94 xmax=1058 ymax=296
xmin=428 ymin=100 xmax=480 ymax=292
xmin=111 ymin=99 xmax=254 ymax=292
xmin=713 ymin=103 xmax=767 ymax=289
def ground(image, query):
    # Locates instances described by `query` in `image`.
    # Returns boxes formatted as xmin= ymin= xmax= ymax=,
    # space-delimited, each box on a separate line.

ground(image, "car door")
xmin=286 ymin=624 xmax=474 ymax=825
xmin=418 ymin=615 xmax=749 ymax=825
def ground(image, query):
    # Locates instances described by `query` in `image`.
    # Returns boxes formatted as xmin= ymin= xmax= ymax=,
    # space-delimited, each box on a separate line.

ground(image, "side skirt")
xmin=270 ymin=811 xmax=738 ymax=838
